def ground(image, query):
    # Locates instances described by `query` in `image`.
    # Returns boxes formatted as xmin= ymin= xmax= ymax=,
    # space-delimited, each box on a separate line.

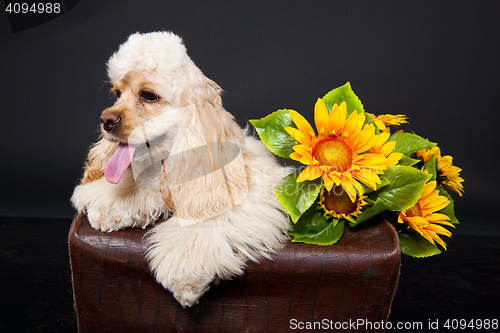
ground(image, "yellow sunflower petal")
xmin=351 ymin=178 xmax=364 ymax=195
xmin=426 ymin=223 xmax=453 ymax=237
xmin=438 ymin=155 xmax=453 ymax=169
xmin=356 ymin=153 xmax=388 ymax=166
xmin=322 ymin=173 xmax=335 ymax=191
xmin=297 ymin=165 xmax=322 ymax=182
xmin=343 ymin=109 xmax=362 ymax=138
xmin=314 ymin=98 xmax=331 ymax=134
xmin=377 ymin=114 xmax=408 ymax=126
xmin=289 ymin=110 xmax=315 ymax=139
xmin=437 ymin=154 xmax=464 ymax=196
xmin=371 ymin=132 xmax=391 ymax=153
xmin=299 ymin=154 xmax=315 ymax=165
xmin=350 ymin=124 xmax=375 ymax=154
xmin=293 ymin=144 xmax=311 ymax=155
xmin=385 ymin=152 xmax=403 ymax=166
xmin=443 ymin=178 xmax=464 ymax=196
xmin=417 ymin=146 xmax=441 ymax=162
xmin=289 ymin=152 xmax=302 ymax=161
xmin=352 ymin=168 xmax=380 ymax=190
xmin=330 ymin=102 xmax=347 ymax=135
xmin=285 ymin=127 xmax=313 ymax=147
xmin=426 ymin=213 xmax=453 ymax=226
xmin=406 ymin=215 xmax=430 ymax=226
xmin=421 ymin=181 xmax=437 ymax=198
xmin=339 ymin=177 xmax=357 ymax=202
xmin=380 ymin=140 xmax=396 ymax=156
xmin=432 ymin=237 xmax=448 ymax=251
xmin=421 ymin=195 xmax=450 ymax=212
xmin=398 ymin=178 xmax=455 ymax=251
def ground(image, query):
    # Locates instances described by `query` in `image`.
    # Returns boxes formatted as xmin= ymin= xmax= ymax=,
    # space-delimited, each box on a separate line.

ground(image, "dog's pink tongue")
xmin=104 ymin=143 xmax=137 ymax=184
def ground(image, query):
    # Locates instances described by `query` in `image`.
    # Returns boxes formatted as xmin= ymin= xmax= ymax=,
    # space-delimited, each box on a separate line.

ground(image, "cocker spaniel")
xmin=71 ymin=31 xmax=291 ymax=307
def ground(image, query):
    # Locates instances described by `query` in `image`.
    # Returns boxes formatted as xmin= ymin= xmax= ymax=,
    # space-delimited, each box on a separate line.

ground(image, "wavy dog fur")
xmin=71 ymin=32 xmax=291 ymax=307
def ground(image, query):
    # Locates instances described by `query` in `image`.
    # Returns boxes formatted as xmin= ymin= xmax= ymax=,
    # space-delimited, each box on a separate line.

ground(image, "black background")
xmin=1 ymin=0 xmax=499 ymax=234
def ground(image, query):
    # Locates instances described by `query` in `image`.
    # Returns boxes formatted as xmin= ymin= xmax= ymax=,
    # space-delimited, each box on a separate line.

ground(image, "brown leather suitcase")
xmin=68 ymin=212 xmax=400 ymax=333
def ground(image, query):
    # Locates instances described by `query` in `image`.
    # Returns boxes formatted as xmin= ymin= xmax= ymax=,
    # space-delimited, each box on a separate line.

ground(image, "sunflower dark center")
xmin=323 ymin=185 xmax=359 ymax=214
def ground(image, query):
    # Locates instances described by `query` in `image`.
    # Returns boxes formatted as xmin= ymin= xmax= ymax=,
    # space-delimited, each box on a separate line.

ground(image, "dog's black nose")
xmin=100 ymin=113 xmax=122 ymax=132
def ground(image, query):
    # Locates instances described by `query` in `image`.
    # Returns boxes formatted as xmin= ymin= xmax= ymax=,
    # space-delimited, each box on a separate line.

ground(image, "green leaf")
xmin=288 ymin=204 xmax=330 ymax=237
xmin=389 ymin=132 xmax=436 ymax=156
xmin=349 ymin=198 xmax=391 ymax=227
xmin=422 ymin=155 xmax=438 ymax=181
xmin=399 ymin=156 xmax=420 ymax=167
xmin=275 ymin=171 xmax=322 ymax=223
xmin=292 ymin=219 xmax=345 ymax=246
xmin=398 ymin=227 xmax=442 ymax=257
xmin=249 ymin=109 xmax=297 ymax=158
xmin=321 ymin=82 xmax=364 ymax=116
xmin=377 ymin=176 xmax=390 ymax=190
xmin=321 ymin=82 xmax=379 ymax=130
xmin=436 ymin=186 xmax=459 ymax=224
xmin=375 ymin=165 xmax=432 ymax=211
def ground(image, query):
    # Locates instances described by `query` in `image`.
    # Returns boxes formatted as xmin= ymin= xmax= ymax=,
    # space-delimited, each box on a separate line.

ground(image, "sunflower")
xmin=369 ymin=132 xmax=404 ymax=167
xmin=367 ymin=113 xmax=408 ymax=133
xmin=416 ymin=146 xmax=464 ymax=196
xmin=398 ymin=181 xmax=454 ymax=249
xmin=285 ymin=99 xmax=389 ymax=202
xmin=318 ymin=185 xmax=367 ymax=221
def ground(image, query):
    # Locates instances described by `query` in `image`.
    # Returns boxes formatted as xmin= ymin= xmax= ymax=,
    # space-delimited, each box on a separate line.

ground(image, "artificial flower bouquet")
xmin=250 ymin=83 xmax=464 ymax=258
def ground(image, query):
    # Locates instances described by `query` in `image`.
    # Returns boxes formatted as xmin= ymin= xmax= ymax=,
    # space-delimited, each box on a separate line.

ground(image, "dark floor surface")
xmin=0 ymin=217 xmax=499 ymax=333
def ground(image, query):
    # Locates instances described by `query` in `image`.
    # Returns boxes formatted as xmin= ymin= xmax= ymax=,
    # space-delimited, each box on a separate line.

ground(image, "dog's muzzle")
xmin=101 ymin=112 xmax=122 ymax=132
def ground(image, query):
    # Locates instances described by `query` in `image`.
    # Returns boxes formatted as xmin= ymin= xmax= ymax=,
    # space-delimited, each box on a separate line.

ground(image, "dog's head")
xmin=101 ymin=32 xmax=190 ymax=144
xmin=87 ymin=32 xmax=248 ymax=223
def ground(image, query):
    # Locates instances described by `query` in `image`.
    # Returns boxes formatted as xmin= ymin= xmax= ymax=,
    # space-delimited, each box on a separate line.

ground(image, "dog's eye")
xmin=111 ymin=88 xmax=121 ymax=99
xmin=141 ymin=90 xmax=159 ymax=102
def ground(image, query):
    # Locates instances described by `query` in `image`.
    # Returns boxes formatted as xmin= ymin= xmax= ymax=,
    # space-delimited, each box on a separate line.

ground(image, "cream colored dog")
xmin=71 ymin=31 xmax=291 ymax=307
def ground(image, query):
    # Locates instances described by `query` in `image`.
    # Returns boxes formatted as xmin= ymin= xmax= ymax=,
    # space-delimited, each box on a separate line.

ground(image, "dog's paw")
xmin=86 ymin=207 xmax=128 ymax=232
xmin=86 ymin=207 xmax=150 ymax=232
xmin=169 ymin=279 xmax=211 ymax=308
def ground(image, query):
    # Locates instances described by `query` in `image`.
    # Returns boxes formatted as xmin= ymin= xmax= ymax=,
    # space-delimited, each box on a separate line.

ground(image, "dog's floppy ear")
xmin=81 ymin=137 xmax=119 ymax=184
xmin=160 ymin=72 xmax=248 ymax=225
